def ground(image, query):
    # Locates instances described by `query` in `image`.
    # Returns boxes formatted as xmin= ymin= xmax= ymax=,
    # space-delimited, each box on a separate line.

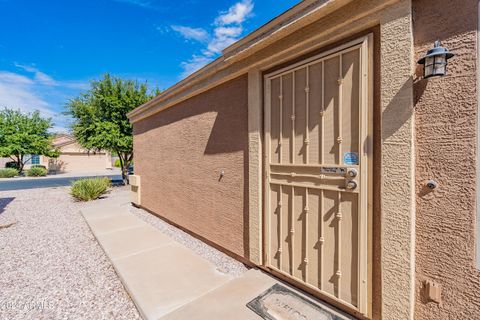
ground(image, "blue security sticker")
xmin=343 ymin=152 xmax=359 ymax=165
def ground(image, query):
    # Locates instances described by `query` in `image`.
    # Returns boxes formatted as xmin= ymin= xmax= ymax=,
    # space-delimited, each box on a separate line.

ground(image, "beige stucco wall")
xmin=42 ymin=141 xmax=112 ymax=173
xmin=378 ymin=2 xmax=416 ymax=320
xmin=44 ymin=153 xmax=110 ymax=173
xmin=133 ymin=75 xmax=249 ymax=259
xmin=413 ymin=0 xmax=480 ymax=318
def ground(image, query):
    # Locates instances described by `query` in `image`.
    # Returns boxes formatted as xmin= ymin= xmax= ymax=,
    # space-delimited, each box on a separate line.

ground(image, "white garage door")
xmin=49 ymin=153 xmax=108 ymax=173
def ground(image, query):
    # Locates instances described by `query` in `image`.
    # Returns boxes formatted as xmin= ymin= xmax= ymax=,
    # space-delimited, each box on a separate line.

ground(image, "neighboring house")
xmin=127 ymin=1 xmax=479 ymax=320
xmin=1 ymin=155 xmax=46 ymax=169
xmin=38 ymin=134 xmax=112 ymax=173
xmin=0 ymin=135 xmax=113 ymax=172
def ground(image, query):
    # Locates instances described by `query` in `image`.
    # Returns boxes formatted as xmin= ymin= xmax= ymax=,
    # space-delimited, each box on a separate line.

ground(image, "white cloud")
xmin=50 ymin=125 xmax=69 ymax=134
xmin=171 ymin=25 xmax=209 ymax=43
xmin=49 ymin=114 xmax=73 ymax=133
xmin=176 ymin=0 xmax=255 ymax=78
xmin=0 ymin=66 xmax=89 ymax=133
xmin=0 ymin=71 xmax=34 ymax=85
xmin=60 ymin=80 xmax=90 ymax=90
xmin=207 ymin=26 xmax=243 ymax=54
xmin=0 ymin=71 xmax=54 ymax=117
xmin=180 ymin=55 xmax=214 ymax=79
xmin=35 ymin=72 xmax=56 ymax=86
xmin=206 ymin=35 xmax=238 ymax=55
xmin=214 ymin=26 xmax=243 ymax=38
xmin=14 ymin=63 xmax=57 ymax=86
xmin=14 ymin=63 xmax=88 ymax=90
xmin=113 ymin=0 xmax=152 ymax=8
xmin=215 ymin=0 xmax=254 ymax=25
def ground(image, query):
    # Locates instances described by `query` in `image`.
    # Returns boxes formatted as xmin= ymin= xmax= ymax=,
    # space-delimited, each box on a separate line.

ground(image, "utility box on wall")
xmin=129 ymin=175 xmax=141 ymax=206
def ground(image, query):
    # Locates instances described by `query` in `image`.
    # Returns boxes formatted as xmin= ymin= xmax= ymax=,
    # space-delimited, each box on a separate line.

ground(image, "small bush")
xmin=114 ymin=159 xmax=133 ymax=168
xmin=31 ymin=164 xmax=47 ymax=170
xmin=70 ymin=177 xmax=111 ymax=201
xmin=5 ymin=161 xmax=18 ymax=169
xmin=0 ymin=168 xmax=18 ymax=178
xmin=25 ymin=167 xmax=48 ymax=177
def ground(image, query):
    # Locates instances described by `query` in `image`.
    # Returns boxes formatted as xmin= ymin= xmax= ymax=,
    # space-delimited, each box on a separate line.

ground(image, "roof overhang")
xmin=127 ymin=0 xmax=353 ymax=123
xmin=53 ymin=134 xmax=75 ymax=148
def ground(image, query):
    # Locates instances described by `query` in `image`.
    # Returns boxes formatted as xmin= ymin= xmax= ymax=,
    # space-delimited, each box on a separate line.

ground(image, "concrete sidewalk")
xmin=81 ymin=204 xmax=354 ymax=320
xmin=82 ymin=205 xmax=230 ymax=319
xmin=8 ymin=168 xmax=121 ymax=181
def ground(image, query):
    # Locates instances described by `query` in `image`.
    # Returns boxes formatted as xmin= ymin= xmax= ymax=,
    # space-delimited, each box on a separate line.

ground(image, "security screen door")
xmin=264 ymin=36 xmax=372 ymax=316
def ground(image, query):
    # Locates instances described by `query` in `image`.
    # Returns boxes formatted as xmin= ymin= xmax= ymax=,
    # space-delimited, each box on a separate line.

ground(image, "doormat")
xmin=247 ymin=284 xmax=348 ymax=320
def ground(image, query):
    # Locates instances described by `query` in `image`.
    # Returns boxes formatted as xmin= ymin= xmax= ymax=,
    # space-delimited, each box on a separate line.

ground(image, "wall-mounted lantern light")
xmin=418 ymin=40 xmax=454 ymax=78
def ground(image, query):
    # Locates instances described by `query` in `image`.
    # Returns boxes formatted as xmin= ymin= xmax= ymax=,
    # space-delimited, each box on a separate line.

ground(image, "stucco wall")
xmin=43 ymin=153 xmax=110 ymax=173
xmin=413 ymin=0 xmax=480 ymax=318
xmin=40 ymin=141 xmax=111 ymax=173
xmin=133 ymin=75 xmax=249 ymax=259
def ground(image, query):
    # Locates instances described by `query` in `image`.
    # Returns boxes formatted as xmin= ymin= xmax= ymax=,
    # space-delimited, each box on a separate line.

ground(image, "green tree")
xmin=66 ymin=74 xmax=158 ymax=183
xmin=0 ymin=109 xmax=59 ymax=173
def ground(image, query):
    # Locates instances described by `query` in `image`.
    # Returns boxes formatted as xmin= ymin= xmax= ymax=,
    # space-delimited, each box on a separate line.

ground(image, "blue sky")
xmin=0 ymin=0 xmax=299 ymax=131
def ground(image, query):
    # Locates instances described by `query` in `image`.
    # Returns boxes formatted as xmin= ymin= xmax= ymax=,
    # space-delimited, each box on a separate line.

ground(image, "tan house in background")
xmin=39 ymin=134 xmax=113 ymax=173
xmin=128 ymin=0 xmax=480 ymax=319
xmin=0 ymin=134 xmax=113 ymax=173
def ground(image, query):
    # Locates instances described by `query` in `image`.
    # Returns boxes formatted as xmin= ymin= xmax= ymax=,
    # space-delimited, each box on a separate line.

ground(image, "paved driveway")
xmin=0 ymin=170 xmax=122 ymax=191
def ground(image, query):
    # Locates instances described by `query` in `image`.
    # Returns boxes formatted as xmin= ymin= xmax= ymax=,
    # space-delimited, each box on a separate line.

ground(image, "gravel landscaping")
xmin=0 ymin=185 xmax=248 ymax=319
xmin=0 ymin=186 xmax=141 ymax=320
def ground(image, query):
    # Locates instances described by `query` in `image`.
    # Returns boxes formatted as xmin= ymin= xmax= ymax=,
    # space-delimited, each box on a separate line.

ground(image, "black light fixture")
xmin=418 ymin=40 xmax=454 ymax=78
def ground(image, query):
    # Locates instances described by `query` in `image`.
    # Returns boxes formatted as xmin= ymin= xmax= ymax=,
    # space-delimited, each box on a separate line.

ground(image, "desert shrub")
xmin=31 ymin=164 xmax=47 ymax=170
xmin=114 ymin=159 xmax=133 ymax=168
xmin=70 ymin=177 xmax=111 ymax=201
xmin=5 ymin=161 xmax=18 ymax=169
xmin=0 ymin=168 xmax=18 ymax=178
xmin=25 ymin=167 xmax=47 ymax=177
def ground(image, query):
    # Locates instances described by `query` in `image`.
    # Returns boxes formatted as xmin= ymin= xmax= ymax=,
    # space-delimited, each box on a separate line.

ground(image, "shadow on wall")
xmin=413 ymin=74 xmax=429 ymax=105
xmin=0 ymin=197 xmax=15 ymax=216
xmin=133 ymin=76 xmax=250 ymax=258
xmin=381 ymin=76 xmax=415 ymax=140
xmin=134 ymin=79 xmax=247 ymax=155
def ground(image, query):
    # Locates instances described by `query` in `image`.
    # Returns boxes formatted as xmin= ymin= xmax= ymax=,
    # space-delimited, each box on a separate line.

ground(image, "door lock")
xmin=346 ymin=168 xmax=358 ymax=178
xmin=346 ymin=180 xmax=358 ymax=190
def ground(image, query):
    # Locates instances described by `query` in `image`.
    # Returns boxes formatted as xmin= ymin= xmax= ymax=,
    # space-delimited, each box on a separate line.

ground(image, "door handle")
xmin=346 ymin=168 xmax=358 ymax=178
xmin=346 ymin=180 xmax=358 ymax=190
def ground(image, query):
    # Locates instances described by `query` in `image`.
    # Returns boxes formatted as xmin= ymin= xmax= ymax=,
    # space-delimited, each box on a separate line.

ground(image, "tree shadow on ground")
xmin=0 ymin=197 xmax=15 ymax=216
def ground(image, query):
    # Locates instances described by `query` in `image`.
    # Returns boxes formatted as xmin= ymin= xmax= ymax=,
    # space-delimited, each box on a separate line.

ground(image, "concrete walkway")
xmin=81 ymin=204 xmax=354 ymax=320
